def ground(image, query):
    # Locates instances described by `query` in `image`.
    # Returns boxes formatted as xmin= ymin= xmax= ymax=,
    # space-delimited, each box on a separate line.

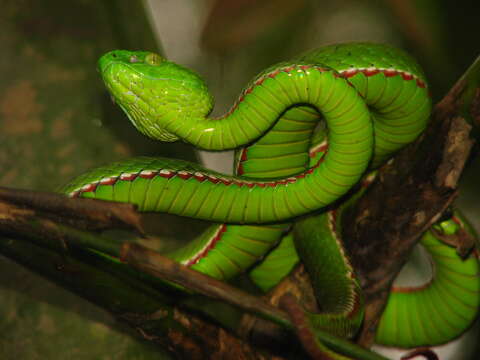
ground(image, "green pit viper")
xmin=62 ymin=43 xmax=480 ymax=357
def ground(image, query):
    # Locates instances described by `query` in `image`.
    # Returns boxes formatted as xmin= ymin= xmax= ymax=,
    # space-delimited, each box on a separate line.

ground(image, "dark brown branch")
xmin=120 ymin=243 xmax=391 ymax=359
xmin=120 ymin=242 xmax=292 ymax=327
xmin=0 ymin=186 xmax=144 ymax=235
xmin=0 ymin=195 xmax=387 ymax=359
xmin=0 ymin=199 xmax=276 ymax=360
xmin=344 ymin=58 xmax=480 ymax=345
xmin=0 ymin=200 xmax=128 ymax=259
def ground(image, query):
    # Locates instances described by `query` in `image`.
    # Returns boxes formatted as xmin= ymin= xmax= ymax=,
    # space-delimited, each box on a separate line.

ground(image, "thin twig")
xmin=120 ymin=242 xmax=292 ymax=327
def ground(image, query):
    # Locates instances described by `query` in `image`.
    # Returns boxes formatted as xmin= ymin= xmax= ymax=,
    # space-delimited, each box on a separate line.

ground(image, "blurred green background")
xmin=0 ymin=0 xmax=479 ymax=359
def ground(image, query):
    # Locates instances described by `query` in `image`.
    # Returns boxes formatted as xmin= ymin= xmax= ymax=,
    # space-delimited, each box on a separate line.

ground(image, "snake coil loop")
xmin=63 ymin=42 xmax=479 ymax=352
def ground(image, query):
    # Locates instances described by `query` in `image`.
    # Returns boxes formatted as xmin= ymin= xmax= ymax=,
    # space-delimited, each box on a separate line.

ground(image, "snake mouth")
xmin=97 ymin=53 xmax=114 ymax=74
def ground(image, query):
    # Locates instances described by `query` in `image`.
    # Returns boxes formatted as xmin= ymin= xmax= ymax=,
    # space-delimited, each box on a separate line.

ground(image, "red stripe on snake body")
xmin=184 ymin=224 xmax=228 ymax=266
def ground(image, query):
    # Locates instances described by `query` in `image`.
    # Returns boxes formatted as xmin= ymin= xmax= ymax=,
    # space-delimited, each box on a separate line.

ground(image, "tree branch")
xmin=0 ymin=193 xmax=389 ymax=359
xmin=0 ymin=186 xmax=144 ymax=234
xmin=344 ymin=55 xmax=480 ymax=345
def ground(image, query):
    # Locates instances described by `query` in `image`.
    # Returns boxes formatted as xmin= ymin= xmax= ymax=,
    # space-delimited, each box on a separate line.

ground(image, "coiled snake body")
xmin=63 ymin=43 xmax=480 ymax=353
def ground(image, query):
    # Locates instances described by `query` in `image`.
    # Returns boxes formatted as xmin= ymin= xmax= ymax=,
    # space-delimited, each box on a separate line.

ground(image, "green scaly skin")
xmin=251 ymin=142 xmax=480 ymax=349
xmin=253 ymin=188 xmax=480 ymax=351
xmin=251 ymin=140 xmax=365 ymax=343
xmin=63 ymin=42 xmax=430 ymax=281
xmin=170 ymin=105 xmax=320 ymax=279
xmin=376 ymin=211 xmax=480 ymax=347
xmin=60 ymin=43 xmax=455 ymax=357
xmin=251 ymin=134 xmax=480 ymax=349
xmin=65 ymin=43 xmax=431 ymax=224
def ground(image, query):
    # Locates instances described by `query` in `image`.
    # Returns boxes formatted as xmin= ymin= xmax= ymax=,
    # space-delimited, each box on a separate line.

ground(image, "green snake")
xmin=62 ymin=43 xmax=480 ymax=355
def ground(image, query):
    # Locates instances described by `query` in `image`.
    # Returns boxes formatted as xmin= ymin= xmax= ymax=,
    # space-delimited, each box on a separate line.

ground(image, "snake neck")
xmin=168 ymin=64 xmax=372 ymax=150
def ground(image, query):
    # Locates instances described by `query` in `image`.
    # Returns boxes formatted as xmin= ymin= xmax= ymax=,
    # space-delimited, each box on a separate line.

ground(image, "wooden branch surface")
xmin=344 ymin=57 xmax=480 ymax=345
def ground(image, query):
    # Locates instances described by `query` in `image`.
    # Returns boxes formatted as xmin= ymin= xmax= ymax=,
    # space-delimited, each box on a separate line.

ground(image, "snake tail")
xmin=293 ymin=210 xmax=364 ymax=339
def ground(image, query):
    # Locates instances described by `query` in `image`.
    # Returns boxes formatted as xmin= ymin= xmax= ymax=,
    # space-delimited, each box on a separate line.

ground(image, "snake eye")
xmin=145 ymin=53 xmax=163 ymax=66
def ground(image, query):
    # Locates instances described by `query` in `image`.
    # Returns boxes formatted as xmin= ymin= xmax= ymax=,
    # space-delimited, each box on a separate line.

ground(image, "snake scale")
xmin=62 ymin=43 xmax=480 ymax=356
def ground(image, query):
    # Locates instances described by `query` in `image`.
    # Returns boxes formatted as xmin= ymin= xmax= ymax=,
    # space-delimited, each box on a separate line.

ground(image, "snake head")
xmin=98 ymin=50 xmax=213 ymax=142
